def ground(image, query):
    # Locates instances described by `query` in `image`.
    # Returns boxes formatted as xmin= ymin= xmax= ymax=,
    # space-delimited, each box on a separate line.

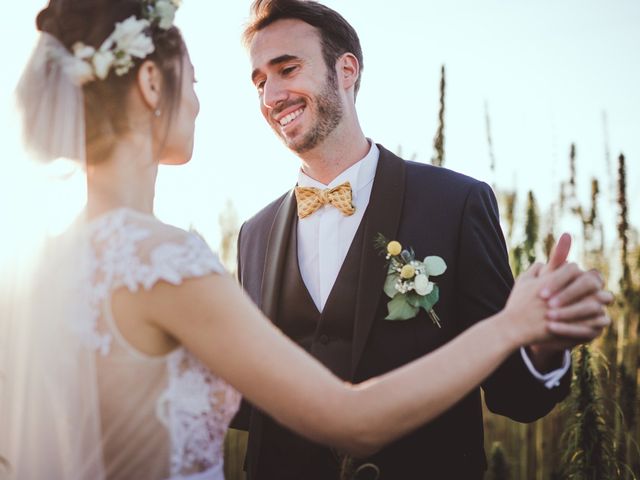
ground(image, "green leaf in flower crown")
xmin=385 ymin=294 xmax=419 ymax=320
xmin=383 ymin=274 xmax=398 ymax=298
xmin=416 ymin=285 xmax=440 ymax=311
xmin=423 ymin=256 xmax=447 ymax=276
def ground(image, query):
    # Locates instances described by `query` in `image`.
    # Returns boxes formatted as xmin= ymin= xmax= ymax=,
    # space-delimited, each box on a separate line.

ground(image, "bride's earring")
xmin=154 ymin=108 xmax=162 ymax=117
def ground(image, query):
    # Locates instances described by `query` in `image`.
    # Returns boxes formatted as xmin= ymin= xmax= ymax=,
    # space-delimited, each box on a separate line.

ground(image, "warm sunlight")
xmin=2 ymin=1 xmax=638 ymax=250
xmin=0 ymin=155 xmax=85 ymax=261
xmin=1 ymin=2 xmax=638 ymax=480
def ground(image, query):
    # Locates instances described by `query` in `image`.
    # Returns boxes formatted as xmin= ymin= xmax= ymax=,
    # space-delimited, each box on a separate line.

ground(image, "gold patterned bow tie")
xmin=294 ymin=181 xmax=356 ymax=219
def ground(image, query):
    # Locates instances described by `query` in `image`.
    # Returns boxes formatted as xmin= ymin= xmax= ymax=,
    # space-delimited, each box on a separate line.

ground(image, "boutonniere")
xmin=375 ymin=234 xmax=447 ymax=325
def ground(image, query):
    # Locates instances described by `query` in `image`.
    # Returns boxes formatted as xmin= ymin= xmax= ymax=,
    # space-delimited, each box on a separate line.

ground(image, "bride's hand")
xmin=500 ymin=262 xmax=607 ymax=347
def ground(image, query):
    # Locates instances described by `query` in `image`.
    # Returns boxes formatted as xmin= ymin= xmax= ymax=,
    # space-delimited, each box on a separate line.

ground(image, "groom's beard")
xmin=273 ymin=74 xmax=344 ymax=154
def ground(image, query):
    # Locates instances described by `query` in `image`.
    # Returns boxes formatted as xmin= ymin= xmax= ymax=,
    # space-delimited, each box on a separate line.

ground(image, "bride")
xmin=0 ymin=1 xmax=611 ymax=479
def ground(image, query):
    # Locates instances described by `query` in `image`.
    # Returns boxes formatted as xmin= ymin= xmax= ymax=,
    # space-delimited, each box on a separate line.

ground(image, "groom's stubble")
xmin=272 ymin=71 xmax=344 ymax=154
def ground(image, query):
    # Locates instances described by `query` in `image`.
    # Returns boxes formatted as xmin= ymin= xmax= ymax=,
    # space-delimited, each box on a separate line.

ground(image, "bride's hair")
xmin=36 ymin=0 xmax=186 ymax=164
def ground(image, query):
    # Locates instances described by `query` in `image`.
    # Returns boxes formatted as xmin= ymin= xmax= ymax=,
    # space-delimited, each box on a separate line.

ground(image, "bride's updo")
xmin=36 ymin=0 xmax=186 ymax=163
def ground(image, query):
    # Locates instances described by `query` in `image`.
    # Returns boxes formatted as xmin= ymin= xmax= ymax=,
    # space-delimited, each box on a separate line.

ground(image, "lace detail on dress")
xmin=72 ymin=208 xmax=239 ymax=478
xmin=158 ymin=349 xmax=242 ymax=477
xmin=73 ymin=208 xmax=224 ymax=355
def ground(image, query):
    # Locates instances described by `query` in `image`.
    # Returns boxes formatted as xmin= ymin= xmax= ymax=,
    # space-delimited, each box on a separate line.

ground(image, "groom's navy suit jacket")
xmin=234 ymin=145 xmax=571 ymax=479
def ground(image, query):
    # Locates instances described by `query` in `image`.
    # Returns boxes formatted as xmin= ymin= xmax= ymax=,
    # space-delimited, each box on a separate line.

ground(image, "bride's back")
xmin=85 ymin=208 xmax=240 ymax=479
xmin=89 ymin=208 xmax=172 ymax=479
xmin=0 ymin=208 xmax=239 ymax=480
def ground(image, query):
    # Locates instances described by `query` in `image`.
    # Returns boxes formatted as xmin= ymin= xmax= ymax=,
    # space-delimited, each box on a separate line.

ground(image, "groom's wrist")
xmin=525 ymin=344 xmax=564 ymax=372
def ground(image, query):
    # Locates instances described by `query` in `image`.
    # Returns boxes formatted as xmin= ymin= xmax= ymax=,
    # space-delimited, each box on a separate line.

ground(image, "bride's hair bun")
xmin=36 ymin=0 xmax=141 ymax=51
xmin=31 ymin=0 xmax=186 ymax=164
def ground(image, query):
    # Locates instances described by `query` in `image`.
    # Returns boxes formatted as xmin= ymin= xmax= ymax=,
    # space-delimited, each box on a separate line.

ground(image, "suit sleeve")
xmin=454 ymin=181 xmax=571 ymax=422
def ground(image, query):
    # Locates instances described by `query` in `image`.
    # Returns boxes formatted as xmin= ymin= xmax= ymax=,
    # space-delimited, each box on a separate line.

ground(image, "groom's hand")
xmin=526 ymin=233 xmax=613 ymax=372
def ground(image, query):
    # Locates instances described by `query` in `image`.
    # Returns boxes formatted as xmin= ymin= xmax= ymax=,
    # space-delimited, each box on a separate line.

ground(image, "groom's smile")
xmin=273 ymin=102 xmax=306 ymax=132
xmin=277 ymin=106 xmax=305 ymax=128
xmin=249 ymin=18 xmax=344 ymax=154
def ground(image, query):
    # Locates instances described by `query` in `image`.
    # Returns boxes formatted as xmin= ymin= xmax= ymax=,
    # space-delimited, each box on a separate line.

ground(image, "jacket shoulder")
xmin=405 ymin=160 xmax=484 ymax=191
xmin=241 ymin=190 xmax=291 ymax=235
xmin=377 ymin=143 xmax=485 ymax=195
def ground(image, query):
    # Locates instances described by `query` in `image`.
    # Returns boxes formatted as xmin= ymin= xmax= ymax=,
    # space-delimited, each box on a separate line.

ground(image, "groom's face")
xmin=249 ymin=19 xmax=343 ymax=154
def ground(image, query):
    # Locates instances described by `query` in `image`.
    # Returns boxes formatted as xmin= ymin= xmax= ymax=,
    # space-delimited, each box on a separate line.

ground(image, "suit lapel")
xmin=260 ymin=189 xmax=297 ymax=321
xmin=350 ymin=146 xmax=406 ymax=377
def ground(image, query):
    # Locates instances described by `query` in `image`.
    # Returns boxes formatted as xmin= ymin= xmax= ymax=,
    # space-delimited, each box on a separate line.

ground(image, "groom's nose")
xmin=262 ymin=78 xmax=288 ymax=111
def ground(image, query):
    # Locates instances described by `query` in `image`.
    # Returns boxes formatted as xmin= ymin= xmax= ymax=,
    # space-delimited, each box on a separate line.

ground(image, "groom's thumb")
xmin=544 ymin=233 xmax=572 ymax=274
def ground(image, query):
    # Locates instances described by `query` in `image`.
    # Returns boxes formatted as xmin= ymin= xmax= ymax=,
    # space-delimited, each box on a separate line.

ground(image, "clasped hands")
xmin=504 ymin=234 xmax=613 ymax=371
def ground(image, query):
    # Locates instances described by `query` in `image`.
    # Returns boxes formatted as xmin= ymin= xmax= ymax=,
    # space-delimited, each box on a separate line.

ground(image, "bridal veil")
xmin=0 ymin=33 xmax=104 ymax=479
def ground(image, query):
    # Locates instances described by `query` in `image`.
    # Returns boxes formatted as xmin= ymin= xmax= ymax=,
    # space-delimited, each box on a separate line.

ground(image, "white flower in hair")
xmin=65 ymin=59 xmax=95 ymax=85
xmin=109 ymin=17 xmax=154 ymax=59
xmin=72 ymin=43 xmax=96 ymax=60
xmin=154 ymin=0 xmax=179 ymax=30
xmin=93 ymin=50 xmax=116 ymax=80
xmin=65 ymin=0 xmax=180 ymax=84
xmin=58 ymin=42 xmax=95 ymax=84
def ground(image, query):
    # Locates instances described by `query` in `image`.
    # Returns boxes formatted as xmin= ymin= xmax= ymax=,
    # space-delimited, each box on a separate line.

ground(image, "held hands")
xmin=526 ymin=234 xmax=613 ymax=369
xmin=501 ymin=234 xmax=612 ymax=351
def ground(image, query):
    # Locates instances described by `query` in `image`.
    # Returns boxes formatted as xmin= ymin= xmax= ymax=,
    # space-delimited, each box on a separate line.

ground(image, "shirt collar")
xmin=297 ymin=140 xmax=379 ymax=193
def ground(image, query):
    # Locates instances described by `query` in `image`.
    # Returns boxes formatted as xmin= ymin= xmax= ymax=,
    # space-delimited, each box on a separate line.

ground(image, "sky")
xmin=1 ymin=0 xmax=638 ymax=257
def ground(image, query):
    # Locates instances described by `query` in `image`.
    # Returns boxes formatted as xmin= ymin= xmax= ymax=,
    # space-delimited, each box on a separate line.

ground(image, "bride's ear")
xmin=136 ymin=60 xmax=163 ymax=112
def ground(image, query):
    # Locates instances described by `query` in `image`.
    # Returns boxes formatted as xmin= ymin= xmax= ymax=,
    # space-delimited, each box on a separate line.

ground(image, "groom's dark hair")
xmin=243 ymin=0 xmax=364 ymax=96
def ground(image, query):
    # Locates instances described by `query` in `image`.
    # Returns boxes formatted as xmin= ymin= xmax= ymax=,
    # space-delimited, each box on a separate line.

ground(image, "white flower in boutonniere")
xmin=374 ymin=233 xmax=447 ymax=325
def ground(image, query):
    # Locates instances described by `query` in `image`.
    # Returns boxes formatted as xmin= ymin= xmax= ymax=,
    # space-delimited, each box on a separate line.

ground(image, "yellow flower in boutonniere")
xmin=400 ymin=264 xmax=416 ymax=279
xmin=387 ymin=240 xmax=402 ymax=256
xmin=374 ymin=233 xmax=447 ymax=326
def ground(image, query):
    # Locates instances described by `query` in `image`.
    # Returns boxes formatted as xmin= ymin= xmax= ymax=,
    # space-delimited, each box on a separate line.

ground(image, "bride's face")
xmin=158 ymin=51 xmax=200 ymax=165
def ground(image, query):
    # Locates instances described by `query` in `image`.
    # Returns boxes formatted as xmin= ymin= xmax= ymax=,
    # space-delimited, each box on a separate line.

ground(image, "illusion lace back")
xmin=81 ymin=208 xmax=240 ymax=480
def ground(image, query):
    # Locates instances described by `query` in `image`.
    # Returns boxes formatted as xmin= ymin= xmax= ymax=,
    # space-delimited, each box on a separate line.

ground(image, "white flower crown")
xmin=63 ymin=0 xmax=181 ymax=85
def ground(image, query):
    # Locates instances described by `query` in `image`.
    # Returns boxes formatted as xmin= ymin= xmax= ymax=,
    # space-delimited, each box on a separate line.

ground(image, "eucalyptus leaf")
xmin=417 ymin=285 xmax=439 ymax=311
xmin=383 ymin=274 xmax=398 ymax=298
xmin=406 ymin=291 xmax=422 ymax=307
xmin=423 ymin=256 xmax=447 ymax=276
xmin=427 ymin=285 xmax=439 ymax=304
xmin=385 ymin=295 xmax=419 ymax=320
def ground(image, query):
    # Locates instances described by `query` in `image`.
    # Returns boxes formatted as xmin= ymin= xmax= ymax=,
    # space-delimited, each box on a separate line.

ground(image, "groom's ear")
xmin=336 ymin=52 xmax=360 ymax=93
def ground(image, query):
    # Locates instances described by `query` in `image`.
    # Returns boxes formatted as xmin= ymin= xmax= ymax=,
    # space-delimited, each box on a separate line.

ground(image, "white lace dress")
xmin=78 ymin=208 xmax=241 ymax=480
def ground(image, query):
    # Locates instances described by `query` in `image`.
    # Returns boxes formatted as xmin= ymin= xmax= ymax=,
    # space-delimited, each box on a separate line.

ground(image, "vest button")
xmin=319 ymin=334 xmax=329 ymax=345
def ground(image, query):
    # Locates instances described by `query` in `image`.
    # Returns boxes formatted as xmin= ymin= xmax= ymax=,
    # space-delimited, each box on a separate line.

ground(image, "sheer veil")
xmin=16 ymin=33 xmax=87 ymax=164
xmin=0 ymin=32 xmax=104 ymax=479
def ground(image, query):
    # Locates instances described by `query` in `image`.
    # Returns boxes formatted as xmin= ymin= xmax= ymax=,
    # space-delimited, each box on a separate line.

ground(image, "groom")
xmin=233 ymin=1 xmax=608 ymax=479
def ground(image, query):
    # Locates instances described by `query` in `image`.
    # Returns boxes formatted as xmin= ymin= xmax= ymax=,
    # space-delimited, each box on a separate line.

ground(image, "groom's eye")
xmin=281 ymin=66 xmax=297 ymax=76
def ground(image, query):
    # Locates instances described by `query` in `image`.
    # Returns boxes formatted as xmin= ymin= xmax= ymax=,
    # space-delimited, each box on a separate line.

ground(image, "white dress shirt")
xmin=297 ymin=142 xmax=379 ymax=312
xmin=295 ymin=140 xmax=570 ymax=387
